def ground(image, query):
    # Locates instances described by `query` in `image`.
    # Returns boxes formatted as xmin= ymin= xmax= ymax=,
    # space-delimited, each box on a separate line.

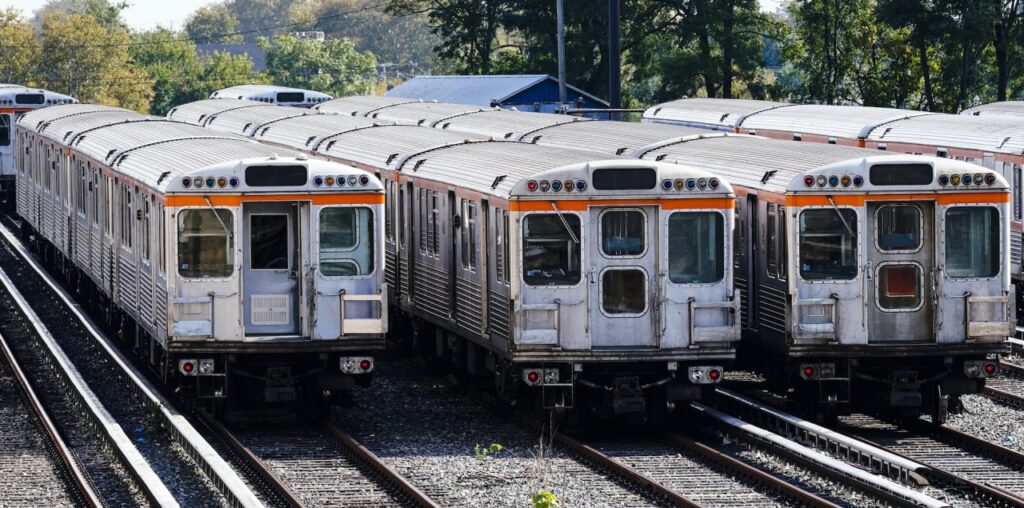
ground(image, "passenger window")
xmin=177 ymin=209 xmax=234 ymax=278
xmin=601 ymin=209 xmax=645 ymax=256
xmin=878 ymin=264 xmax=922 ymax=310
xmin=320 ymin=207 xmax=374 ymax=276
xmin=250 ymin=214 xmax=289 ymax=269
xmin=799 ymin=209 xmax=858 ymax=280
xmin=1015 ymin=164 xmax=1022 ymax=221
xmin=668 ymin=212 xmax=724 ymax=284
xmin=778 ymin=206 xmax=787 ymax=280
xmin=460 ymin=199 xmax=477 ymax=270
xmin=0 ymin=114 xmax=9 ymax=147
xmin=945 ymin=207 xmax=999 ymax=278
xmin=876 ymin=205 xmax=921 ymax=251
xmin=602 ymin=269 xmax=647 ymax=315
xmin=494 ymin=208 xmax=505 ymax=283
xmin=523 ymin=213 xmax=581 ymax=286
xmin=767 ymin=204 xmax=777 ymax=276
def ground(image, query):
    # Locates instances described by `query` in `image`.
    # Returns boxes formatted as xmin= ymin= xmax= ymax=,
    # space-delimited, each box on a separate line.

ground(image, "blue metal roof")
xmin=385 ymin=74 xmax=609 ymax=108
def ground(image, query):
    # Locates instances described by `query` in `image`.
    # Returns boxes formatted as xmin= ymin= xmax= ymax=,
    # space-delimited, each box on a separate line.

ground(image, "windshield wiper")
xmin=549 ymin=200 xmax=579 ymax=245
xmin=203 ymin=196 xmax=233 ymax=239
xmin=826 ymin=195 xmax=856 ymax=239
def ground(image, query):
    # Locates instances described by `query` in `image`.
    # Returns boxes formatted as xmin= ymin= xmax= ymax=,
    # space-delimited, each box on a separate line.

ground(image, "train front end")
xmin=784 ymin=156 xmax=1012 ymax=420
xmin=507 ymin=161 xmax=739 ymax=416
xmin=165 ymin=157 xmax=387 ymax=405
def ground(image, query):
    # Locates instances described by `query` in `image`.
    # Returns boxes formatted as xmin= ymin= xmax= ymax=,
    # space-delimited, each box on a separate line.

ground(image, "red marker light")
xmin=527 ymin=180 xmax=538 ymax=191
xmin=804 ymin=176 xmax=814 ymax=187
xmin=360 ymin=359 xmax=371 ymax=370
xmin=527 ymin=371 xmax=539 ymax=383
xmin=182 ymin=362 xmax=194 ymax=373
xmin=984 ymin=363 xmax=997 ymax=375
xmin=802 ymin=366 xmax=815 ymax=378
xmin=708 ymin=369 xmax=721 ymax=381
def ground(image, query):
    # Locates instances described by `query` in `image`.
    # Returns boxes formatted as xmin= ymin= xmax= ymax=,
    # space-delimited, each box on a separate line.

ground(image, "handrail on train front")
xmin=323 ymin=283 xmax=389 ymax=337
xmin=963 ymin=291 xmax=1013 ymax=340
xmin=687 ymin=289 xmax=741 ymax=343
xmin=793 ymin=294 xmax=838 ymax=341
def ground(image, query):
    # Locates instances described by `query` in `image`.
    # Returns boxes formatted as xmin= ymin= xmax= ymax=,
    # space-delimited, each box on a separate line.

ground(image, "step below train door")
xmin=589 ymin=206 xmax=657 ymax=347
xmin=243 ymin=202 xmax=299 ymax=335
xmin=866 ymin=201 xmax=934 ymax=343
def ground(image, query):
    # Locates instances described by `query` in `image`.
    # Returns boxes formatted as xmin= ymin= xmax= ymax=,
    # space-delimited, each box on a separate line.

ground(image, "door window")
xmin=877 ymin=263 xmax=922 ymax=310
xmin=601 ymin=210 xmax=645 ymax=256
xmin=250 ymin=214 xmax=289 ymax=270
xmin=945 ymin=206 xmax=1000 ymax=278
xmin=876 ymin=205 xmax=921 ymax=251
xmin=602 ymin=269 xmax=647 ymax=315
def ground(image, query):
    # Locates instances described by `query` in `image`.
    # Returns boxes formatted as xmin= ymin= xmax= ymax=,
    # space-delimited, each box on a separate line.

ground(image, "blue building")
xmin=385 ymin=74 xmax=609 ymax=113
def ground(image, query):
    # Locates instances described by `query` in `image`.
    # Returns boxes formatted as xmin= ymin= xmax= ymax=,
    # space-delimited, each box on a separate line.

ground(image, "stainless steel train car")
xmin=962 ymin=101 xmax=1024 ymax=117
xmin=345 ymin=97 xmax=1014 ymax=421
xmin=15 ymin=103 xmax=387 ymax=408
xmin=643 ymin=98 xmax=1024 ymax=319
xmin=0 ymin=84 xmax=76 ymax=208
xmin=169 ymin=98 xmax=741 ymax=417
xmin=210 ymin=84 xmax=333 ymax=107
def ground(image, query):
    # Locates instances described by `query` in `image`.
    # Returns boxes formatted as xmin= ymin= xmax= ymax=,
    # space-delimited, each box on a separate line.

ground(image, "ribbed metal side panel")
xmin=102 ymin=241 xmax=114 ymax=294
xmin=89 ymin=227 xmax=102 ymax=286
xmin=757 ymin=284 xmax=788 ymax=334
xmin=735 ymin=275 xmax=749 ymax=329
xmin=117 ymin=251 xmax=136 ymax=313
xmin=488 ymin=290 xmax=511 ymax=340
xmin=384 ymin=248 xmax=398 ymax=298
xmin=399 ymin=255 xmax=410 ymax=301
xmin=155 ymin=281 xmax=168 ymax=335
xmin=1013 ymin=231 xmax=1023 ymax=276
xmin=75 ymin=221 xmax=89 ymax=269
xmin=138 ymin=267 xmax=154 ymax=330
xmin=413 ymin=261 xmax=449 ymax=323
xmin=454 ymin=277 xmax=483 ymax=336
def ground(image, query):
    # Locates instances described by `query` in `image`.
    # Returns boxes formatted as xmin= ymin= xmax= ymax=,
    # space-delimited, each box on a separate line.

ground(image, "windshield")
xmin=319 ymin=207 xmax=374 ymax=276
xmin=799 ymin=209 xmax=858 ymax=280
xmin=523 ymin=214 xmax=581 ymax=286
xmin=668 ymin=212 xmax=724 ymax=284
xmin=945 ymin=206 xmax=999 ymax=278
xmin=178 ymin=209 xmax=234 ymax=278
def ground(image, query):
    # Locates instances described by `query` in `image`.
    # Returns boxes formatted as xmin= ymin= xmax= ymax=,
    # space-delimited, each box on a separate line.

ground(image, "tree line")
xmin=2 ymin=0 xmax=1023 ymax=115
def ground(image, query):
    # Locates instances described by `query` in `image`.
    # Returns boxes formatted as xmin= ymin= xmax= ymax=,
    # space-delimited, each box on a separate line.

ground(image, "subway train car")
xmin=169 ymin=98 xmax=741 ymax=417
xmin=15 ymin=103 xmax=387 ymax=408
xmin=211 ymin=84 xmax=333 ymax=107
xmin=643 ymin=98 xmax=1024 ymax=320
xmin=0 ymin=84 xmax=76 ymax=209
xmin=962 ymin=101 xmax=1024 ymax=117
xmin=347 ymin=96 xmax=1013 ymax=421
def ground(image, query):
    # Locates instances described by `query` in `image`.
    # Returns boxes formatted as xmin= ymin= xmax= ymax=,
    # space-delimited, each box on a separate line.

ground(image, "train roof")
xmin=642 ymin=98 xmax=784 ymax=129
xmin=255 ymin=113 xmax=383 ymax=150
xmin=961 ymin=101 xmax=1024 ymax=117
xmin=0 ymin=85 xmax=76 ymax=107
xmin=210 ymin=84 xmax=333 ymax=104
xmin=318 ymin=124 xmax=483 ymax=170
xmin=18 ymin=104 xmax=124 ymax=131
xmin=167 ymin=98 xmax=265 ymax=126
xmin=866 ymin=113 xmax=1024 ymax=154
xmin=434 ymin=109 xmax=588 ymax=140
xmin=738 ymin=104 xmax=932 ymax=140
xmin=70 ymin=120 xmax=241 ymax=166
xmin=316 ymin=95 xmax=420 ymax=116
xmin=205 ymin=105 xmax=314 ymax=137
xmin=525 ymin=120 xmax=710 ymax=156
xmin=364 ymin=101 xmax=487 ymax=125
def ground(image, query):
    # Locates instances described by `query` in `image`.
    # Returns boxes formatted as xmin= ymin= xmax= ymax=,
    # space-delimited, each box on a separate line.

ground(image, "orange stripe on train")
xmin=510 ymin=197 xmax=734 ymax=212
xmin=785 ymin=192 xmax=1010 ymax=207
xmin=165 ymin=194 xmax=385 ymax=207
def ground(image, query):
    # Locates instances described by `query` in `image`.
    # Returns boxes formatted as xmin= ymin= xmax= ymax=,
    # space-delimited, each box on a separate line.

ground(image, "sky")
xmin=0 ymin=0 xmax=218 ymax=31
xmin=1 ymin=0 xmax=788 ymax=32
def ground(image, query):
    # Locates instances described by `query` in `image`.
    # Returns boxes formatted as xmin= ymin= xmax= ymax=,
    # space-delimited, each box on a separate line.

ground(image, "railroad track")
xmin=201 ymin=410 xmax=436 ymax=507
xmin=984 ymin=358 xmax=1024 ymax=407
xmin=0 ymin=331 xmax=101 ymax=507
xmin=0 ymin=219 xmax=261 ymax=507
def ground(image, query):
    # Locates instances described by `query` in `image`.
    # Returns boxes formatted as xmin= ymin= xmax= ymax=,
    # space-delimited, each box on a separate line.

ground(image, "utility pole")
xmin=608 ymin=0 xmax=621 ymax=113
xmin=556 ymin=0 xmax=567 ymax=109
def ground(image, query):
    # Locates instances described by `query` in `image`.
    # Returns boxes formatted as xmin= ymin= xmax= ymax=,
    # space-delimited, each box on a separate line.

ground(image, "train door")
xmin=242 ymin=202 xmax=299 ymax=335
xmin=866 ymin=202 xmax=934 ymax=342
xmin=589 ymin=206 xmax=657 ymax=347
xmin=747 ymin=195 xmax=760 ymax=331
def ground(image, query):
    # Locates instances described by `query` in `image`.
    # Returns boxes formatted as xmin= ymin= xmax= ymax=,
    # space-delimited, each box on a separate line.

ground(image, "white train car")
xmin=0 ymin=84 xmax=75 ymax=208
xmin=962 ymin=101 xmax=1024 ymax=117
xmin=211 ymin=84 xmax=333 ymax=108
xmin=15 ymin=103 xmax=387 ymax=407
xmin=170 ymin=98 xmax=742 ymax=417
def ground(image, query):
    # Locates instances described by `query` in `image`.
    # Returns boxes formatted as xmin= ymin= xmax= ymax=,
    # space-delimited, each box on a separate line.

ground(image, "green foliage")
xmin=185 ymin=4 xmax=244 ymax=44
xmin=258 ymin=34 xmax=377 ymax=96
xmin=530 ymin=490 xmax=559 ymax=508
xmin=32 ymin=0 xmax=129 ymax=30
xmin=0 ymin=9 xmax=42 ymax=85
xmin=474 ymin=443 xmax=504 ymax=462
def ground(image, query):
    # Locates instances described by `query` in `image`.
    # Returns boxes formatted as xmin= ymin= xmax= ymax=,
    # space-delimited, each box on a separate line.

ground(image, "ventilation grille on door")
xmin=251 ymin=294 xmax=290 ymax=325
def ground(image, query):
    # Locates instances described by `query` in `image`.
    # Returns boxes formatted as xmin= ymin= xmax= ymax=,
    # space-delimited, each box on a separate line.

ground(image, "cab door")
xmin=866 ymin=202 xmax=934 ymax=342
xmin=243 ymin=202 xmax=299 ymax=335
xmin=589 ymin=207 xmax=657 ymax=347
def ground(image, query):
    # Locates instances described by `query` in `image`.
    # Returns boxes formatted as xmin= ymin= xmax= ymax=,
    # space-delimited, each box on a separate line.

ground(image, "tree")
xmin=185 ymin=3 xmax=244 ymax=43
xmin=259 ymin=34 xmax=377 ymax=96
xmin=387 ymin=0 xmax=510 ymax=74
xmin=37 ymin=12 xmax=153 ymax=111
xmin=31 ymin=0 xmax=128 ymax=30
xmin=875 ymin=0 xmax=941 ymax=110
xmin=786 ymin=0 xmax=865 ymax=104
xmin=229 ymin=0 xmax=297 ymax=43
xmin=993 ymin=0 xmax=1022 ymax=101
xmin=0 ymin=9 xmax=42 ymax=85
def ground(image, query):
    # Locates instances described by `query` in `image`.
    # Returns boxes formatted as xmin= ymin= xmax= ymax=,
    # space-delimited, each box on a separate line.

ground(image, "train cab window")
xmin=945 ymin=207 xmax=999 ymax=278
xmin=319 ymin=207 xmax=374 ymax=276
xmin=250 ymin=215 xmax=289 ymax=270
xmin=799 ymin=209 xmax=858 ymax=280
xmin=600 ymin=210 xmax=645 ymax=256
xmin=876 ymin=205 xmax=921 ymax=251
xmin=177 ymin=209 xmax=234 ymax=278
xmin=668 ymin=212 xmax=724 ymax=284
xmin=0 ymin=114 xmax=10 ymax=146
xmin=523 ymin=214 xmax=581 ymax=286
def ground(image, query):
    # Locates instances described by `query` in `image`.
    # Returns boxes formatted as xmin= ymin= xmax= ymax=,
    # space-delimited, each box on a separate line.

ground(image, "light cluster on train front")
xmin=662 ymin=177 xmax=721 ymax=191
xmin=313 ymin=174 xmax=370 ymax=187
xmin=938 ymin=172 xmax=998 ymax=186
xmin=802 ymin=174 xmax=864 ymax=187
xmin=181 ymin=176 xmax=239 ymax=189
xmin=525 ymin=179 xmax=588 ymax=192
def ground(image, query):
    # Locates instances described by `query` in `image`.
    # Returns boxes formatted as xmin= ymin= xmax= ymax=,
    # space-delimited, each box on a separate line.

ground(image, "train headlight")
xmin=688 ymin=366 xmax=724 ymax=384
xmin=198 ymin=359 xmax=215 ymax=375
xmin=816 ymin=175 xmax=827 ymax=187
xmin=348 ymin=175 xmax=358 ymax=186
xmin=193 ymin=177 xmax=203 ymax=188
xmin=697 ymin=178 xmax=708 ymax=189
xmin=340 ymin=356 xmax=374 ymax=374
xmin=543 ymin=369 xmax=560 ymax=384
xmin=974 ymin=173 xmax=984 ymax=185
xmin=539 ymin=180 xmax=550 ymax=192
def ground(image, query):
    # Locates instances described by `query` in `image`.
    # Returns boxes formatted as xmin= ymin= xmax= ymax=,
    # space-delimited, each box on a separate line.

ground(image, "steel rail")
xmin=551 ymin=431 xmax=701 ymax=507
xmin=663 ymin=431 xmax=842 ymax=508
xmin=199 ymin=411 xmax=306 ymax=508
xmin=321 ymin=420 xmax=441 ymax=508
xmin=0 ymin=332 xmax=104 ymax=508
xmin=0 ymin=221 xmax=263 ymax=508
